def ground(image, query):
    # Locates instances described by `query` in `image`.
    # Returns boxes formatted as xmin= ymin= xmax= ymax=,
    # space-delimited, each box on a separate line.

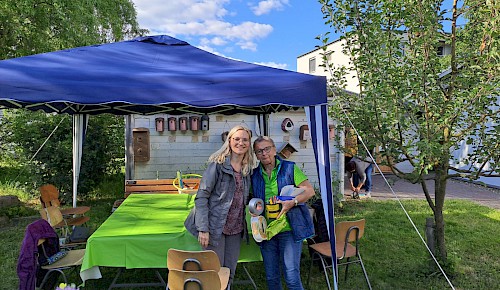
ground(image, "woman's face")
xmin=229 ymin=130 xmax=251 ymax=156
xmin=254 ymin=140 xmax=276 ymax=166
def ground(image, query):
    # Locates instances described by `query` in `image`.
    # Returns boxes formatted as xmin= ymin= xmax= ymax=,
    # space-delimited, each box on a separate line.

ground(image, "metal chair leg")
xmin=344 ymin=257 xmax=350 ymax=281
xmin=311 ymin=252 xmax=332 ymax=290
xmin=358 ymin=255 xmax=372 ymax=290
xmin=38 ymin=269 xmax=67 ymax=290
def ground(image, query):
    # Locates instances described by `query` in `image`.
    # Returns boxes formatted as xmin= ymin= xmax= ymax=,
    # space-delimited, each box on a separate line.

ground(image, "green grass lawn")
xmin=1 ymin=175 xmax=499 ymax=289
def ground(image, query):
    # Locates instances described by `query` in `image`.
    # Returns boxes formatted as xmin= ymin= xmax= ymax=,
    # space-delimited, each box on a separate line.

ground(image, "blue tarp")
xmin=0 ymin=35 xmax=326 ymax=115
xmin=0 ymin=35 xmax=338 ymax=287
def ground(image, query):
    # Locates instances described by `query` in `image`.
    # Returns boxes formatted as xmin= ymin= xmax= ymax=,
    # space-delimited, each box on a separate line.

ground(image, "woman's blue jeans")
xmin=259 ymin=231 xmax=304 ymax=290
xmin=353 ymin=163 xmax=373 ymax=192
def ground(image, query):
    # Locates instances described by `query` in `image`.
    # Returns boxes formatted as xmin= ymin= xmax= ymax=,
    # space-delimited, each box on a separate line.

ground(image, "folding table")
xmin=80 ymin=193 xmax=262 ymax=289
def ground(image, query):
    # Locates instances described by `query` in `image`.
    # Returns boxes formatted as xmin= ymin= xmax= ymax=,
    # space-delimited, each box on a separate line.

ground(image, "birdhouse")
xmin=179 ymin=117 xmax=188 ymax=131
xmin=132 ymin=128 xmax=150 ymax=162
xmin=155 ymin=117 xmax=165 ymax=132
xmin=278 ymin=142 xmax=298 ymax=159
xmin=281 ymin=118 xmax=294 ymax=132
xmin=190 ymin=116 xmax=200 ymax=131
xmin=299 ymin=125 xmax=310 ymax=141
xmin=201 ymin=115 xmax=210 ymax=131
xmin=168 ymin=117 xmax=177 ymax=131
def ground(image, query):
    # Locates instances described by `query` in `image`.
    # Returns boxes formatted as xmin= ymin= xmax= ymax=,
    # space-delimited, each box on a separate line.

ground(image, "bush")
xmin=0 ymin=205 xmax=37 ymax=218
xmin=0 ymin=110 xmax=124 ymax=198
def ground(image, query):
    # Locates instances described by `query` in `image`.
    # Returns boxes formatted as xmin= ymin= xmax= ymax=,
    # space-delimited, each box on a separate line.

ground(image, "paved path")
xmin=344 ymin=174 xmax=500 ymax=210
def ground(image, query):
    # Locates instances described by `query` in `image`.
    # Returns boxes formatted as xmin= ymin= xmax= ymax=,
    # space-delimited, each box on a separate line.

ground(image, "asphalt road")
xmin=343 ymin=174 xmax=500 ymax=210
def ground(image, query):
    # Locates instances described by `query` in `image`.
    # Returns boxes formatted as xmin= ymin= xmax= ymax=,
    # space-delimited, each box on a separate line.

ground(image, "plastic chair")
xmin=166 ymin=249 xmax=229 ymax=290
xmin=307 ymin=219 xmax=372 ymax=290
xmin=39 ymin=184 xmax=90 ymax=216
xmin=37 ymin=238 xmax=86 ymax=289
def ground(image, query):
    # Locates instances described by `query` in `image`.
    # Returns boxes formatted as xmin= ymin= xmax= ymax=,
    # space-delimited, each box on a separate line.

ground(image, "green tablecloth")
xmin=81 ymin=194 xmax=262 ymax=275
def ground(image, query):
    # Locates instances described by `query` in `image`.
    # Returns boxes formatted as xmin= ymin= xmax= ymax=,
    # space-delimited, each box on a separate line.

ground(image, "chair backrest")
xmin=167 ymin=249 xmax=221 ymax=271
xmin=168 ymin=269 xmax=221 ymax=290
xmin=39 ymin=206 xmax=64 ymax=227
xmin=40 ymin=184 xmax=61 ymax=207
xmin=335 ymin=219 xmax=365 ymax=243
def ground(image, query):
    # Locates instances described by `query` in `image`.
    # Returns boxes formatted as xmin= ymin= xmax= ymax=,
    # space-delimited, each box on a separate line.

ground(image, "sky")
xmin=132 ymin=0 xmax=333 ymax=72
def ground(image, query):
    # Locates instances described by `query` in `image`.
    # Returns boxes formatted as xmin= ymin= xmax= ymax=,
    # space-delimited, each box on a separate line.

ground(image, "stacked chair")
xmin=39 ymin=206 xmax=90 ymax=243
xmin=39 ymin=184 xmax=90 ymax=246
xmin=39 ymin=184 xmax=90 ymax=216
xmin=166 ymin=248 xmax=230 ymax=290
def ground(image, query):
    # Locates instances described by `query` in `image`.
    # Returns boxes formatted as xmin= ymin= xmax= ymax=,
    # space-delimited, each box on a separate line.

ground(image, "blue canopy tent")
xmin=0 ymin=35 xmax=339 ymax=287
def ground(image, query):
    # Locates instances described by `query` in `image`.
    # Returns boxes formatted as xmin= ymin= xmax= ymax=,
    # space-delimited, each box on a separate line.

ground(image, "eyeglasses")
xmin=232 ymin=137 xmax=250 ymax=143
xmin=255 ymin=146 xmax=273 ymax=155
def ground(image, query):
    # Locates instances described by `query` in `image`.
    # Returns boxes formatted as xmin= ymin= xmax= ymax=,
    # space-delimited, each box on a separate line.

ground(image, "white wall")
xmin=449 ymin=96 xmax=500 ymax=188
xmin=131 ymin=110 xmax=337 ymax=188
xmin=297 ymin=38 xmax=360 ymax=94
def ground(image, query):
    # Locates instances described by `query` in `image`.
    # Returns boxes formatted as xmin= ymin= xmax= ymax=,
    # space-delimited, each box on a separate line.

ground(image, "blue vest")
xmin=251 ymin=156 xmax=314 ymax=242
xmin=251 ymin=156 xmax=294 ymax=201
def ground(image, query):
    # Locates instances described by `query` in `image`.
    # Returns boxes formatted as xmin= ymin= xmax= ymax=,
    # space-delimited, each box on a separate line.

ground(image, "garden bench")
xmin=112 ymin=178 xmax=201 ymax=211
xmin=124 ymin=178 xmax=201 ymax=197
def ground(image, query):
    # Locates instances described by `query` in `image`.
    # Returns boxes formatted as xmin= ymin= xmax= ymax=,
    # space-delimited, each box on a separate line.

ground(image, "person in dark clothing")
xmin=346 ymin=156 xmax=373 ymax=198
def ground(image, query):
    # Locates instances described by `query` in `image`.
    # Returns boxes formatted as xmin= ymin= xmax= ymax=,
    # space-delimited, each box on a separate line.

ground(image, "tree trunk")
xmin=434 ymin=163 xmax=448 ymax=262
xmin=425 ymin=217 xmax=436 ymax=270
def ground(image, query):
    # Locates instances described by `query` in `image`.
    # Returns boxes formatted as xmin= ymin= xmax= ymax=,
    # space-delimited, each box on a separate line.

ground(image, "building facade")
xmin=127 ymin=110 xmax=338 ymax=189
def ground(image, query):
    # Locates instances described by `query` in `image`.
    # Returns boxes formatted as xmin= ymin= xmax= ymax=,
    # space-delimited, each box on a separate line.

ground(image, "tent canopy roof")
xmin=0 ymin=35 xmax=326 ymax=115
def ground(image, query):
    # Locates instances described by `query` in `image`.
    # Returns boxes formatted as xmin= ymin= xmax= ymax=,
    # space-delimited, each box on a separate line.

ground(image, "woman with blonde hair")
xmin=185 ymin=125 xmax=255 ymax=289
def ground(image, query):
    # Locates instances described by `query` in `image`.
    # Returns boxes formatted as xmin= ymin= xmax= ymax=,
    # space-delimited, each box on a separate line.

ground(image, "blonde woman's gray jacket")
xmin=184 ymin=157 xmax=250 ymax=246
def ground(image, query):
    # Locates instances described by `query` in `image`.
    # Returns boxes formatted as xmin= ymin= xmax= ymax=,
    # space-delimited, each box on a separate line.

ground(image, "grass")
xmin=1 ymin=170 xmax=499 ymax=289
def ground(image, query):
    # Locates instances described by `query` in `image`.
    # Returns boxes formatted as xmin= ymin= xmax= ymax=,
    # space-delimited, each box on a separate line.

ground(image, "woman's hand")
xmin=198 ymin=231 xmax=209 ymax=248
xmin=276 ymin=199 xmax=295 ymax=219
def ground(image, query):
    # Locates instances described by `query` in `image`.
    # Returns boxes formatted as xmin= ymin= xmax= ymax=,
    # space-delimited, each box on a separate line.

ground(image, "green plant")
xmin=0 ymin=205 xmax=37 ymax=219
xmin=0 ymin=111 xmax=125 ymax=198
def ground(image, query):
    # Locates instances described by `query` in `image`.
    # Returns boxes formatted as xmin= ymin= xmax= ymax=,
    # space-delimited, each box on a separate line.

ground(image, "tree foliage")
xmin=319 ymin=0 xmax=499 ymax=263
xmin=0 ymin=0 xmax=146 ymax=59
xmin=0 ymin=0 xmax=145 ymax=197
xmin=0 ymin=111 xmax=124 ymax=197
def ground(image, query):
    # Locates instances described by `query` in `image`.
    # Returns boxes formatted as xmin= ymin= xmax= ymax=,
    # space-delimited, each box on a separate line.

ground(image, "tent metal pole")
xmin=125 ymin=115 xmax=135 ymax=180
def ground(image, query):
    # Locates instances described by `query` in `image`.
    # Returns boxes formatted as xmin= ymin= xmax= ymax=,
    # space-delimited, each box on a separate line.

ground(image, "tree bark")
xmin=434 ymin=162 xmax=448 ymax=262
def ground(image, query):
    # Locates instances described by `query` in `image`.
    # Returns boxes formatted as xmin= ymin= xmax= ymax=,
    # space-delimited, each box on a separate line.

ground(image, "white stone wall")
xmin=131 ymin=110 xmax=337 ymax=188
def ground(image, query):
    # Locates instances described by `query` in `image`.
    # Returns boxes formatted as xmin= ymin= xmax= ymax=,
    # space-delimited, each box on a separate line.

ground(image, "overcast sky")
xmin=132 ymin=0 xmax=330 ymax=71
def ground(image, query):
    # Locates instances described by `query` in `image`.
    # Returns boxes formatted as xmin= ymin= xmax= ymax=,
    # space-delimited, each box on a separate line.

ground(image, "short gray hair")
xmin=253 ymin=136 xmax=275 ymax=151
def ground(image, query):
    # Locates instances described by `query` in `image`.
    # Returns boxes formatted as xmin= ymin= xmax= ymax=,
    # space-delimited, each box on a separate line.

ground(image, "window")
xmin=437 ymin=46 xmax=444 ymax=57
xmin=309 ymin=57 xmax=316 ymax=73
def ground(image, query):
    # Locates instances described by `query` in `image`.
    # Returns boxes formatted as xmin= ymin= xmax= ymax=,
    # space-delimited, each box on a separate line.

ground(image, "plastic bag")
xmin=265 ymin=214 xmax=287 ymax=240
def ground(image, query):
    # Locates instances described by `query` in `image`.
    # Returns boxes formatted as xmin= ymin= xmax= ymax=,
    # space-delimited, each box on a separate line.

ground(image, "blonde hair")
xmin=208 ymin=125 xmax=256 ymax=176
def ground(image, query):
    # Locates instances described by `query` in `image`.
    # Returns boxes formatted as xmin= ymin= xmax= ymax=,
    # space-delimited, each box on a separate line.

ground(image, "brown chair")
xmin=39 ymin=184 xmax=90 ymax=216
xmin=39 ymin=206 xmax=90 ymax=239
xmin=37 ymin=238 xmax=86 ymax=289
xmin=307 ymin=219 xmax=372 ymax=290
xmin=166 ymin=248 xmax=230 ymax=290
